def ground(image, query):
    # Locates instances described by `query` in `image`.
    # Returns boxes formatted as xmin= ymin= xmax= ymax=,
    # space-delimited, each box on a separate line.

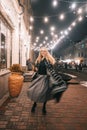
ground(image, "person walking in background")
xmin=78 ymin=61 xmax=83 ymax=71
xmin=26 ymin=58 xmax=33 ymax=71
xmin=27 ymin=47 xmax=67 ymax=115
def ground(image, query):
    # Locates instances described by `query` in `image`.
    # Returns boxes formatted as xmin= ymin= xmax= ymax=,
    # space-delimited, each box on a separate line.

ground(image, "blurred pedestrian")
xmin=78 ymin=62 xmax=83 ymax=71
xmin=26 ymin=58 xmax=33 ymax=71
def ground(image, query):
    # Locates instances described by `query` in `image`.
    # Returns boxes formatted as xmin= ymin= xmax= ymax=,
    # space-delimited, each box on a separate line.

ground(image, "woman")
xmin=27 ymin=47 xmax=66 ymax=115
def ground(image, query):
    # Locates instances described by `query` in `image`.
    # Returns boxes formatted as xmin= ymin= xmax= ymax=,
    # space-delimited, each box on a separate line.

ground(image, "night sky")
xmin=30 ymin=0 xmax=87 ymax=57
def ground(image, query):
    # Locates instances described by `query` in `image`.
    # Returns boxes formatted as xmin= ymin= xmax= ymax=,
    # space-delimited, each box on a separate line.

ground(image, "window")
xmin=78 ymin=53 xmax=80 ymax=57
xmin=81 ymin=52 xmax=83 ymax=57
xmin=0 ymin=33 xmax=6 ymax=69
xmin=0 ymin=15 xmax=12 ymax=70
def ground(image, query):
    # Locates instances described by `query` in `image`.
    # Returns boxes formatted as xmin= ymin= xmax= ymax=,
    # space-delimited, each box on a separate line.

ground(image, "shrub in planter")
xmin=8 ymin=64 xmax=24 ymax=97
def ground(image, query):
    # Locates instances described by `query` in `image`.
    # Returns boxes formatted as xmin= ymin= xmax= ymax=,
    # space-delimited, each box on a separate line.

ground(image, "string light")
xmin=43 ymin=41 xmax=46 ymax=44
xmin=70 ymin=2 xmax=77 ymax=10
xmin=30 ymin=16 xmax=34 ymax=22
xmin=58 ymin=0 xmax=87 ymax=4
xmin=34 ymin=43 xmax=36 ymax=46
xmin=77 ymin=8 xmax=83 ymax=14
xmin=30 ymin=2 xmax=87 ymax=51
xmin=45 ymin=37 xmax=48 ymax=40
xmin=51 ymin=32 xmax=54 ymax=36
xmin=50 ymin=26 xmax=55 ymax=31
xmin=64 ymin=30 xmax=69 ymax=35
xmin=59 ymin=13 xmax=65 ymax=20
xmin=30 ymin=4 xmax=87 ymax=20
xmin=72 ymin=21 xmax=76 ymax=27
xmin=29 ymin=25 xmax=33 ymax=30
xmin=78 ymin=16 xmax=83 ymax=21
xmin=36 ymin=36 xmax=39 ymax=40
xmin=52 ymin=0 xmax=58 ymax=7
xmin=40 ymin=30 xmax=44 ymax=34
xmin=44 ymin=17 xmax=49 ymax=23
xmin=31 ymin=3 xmax=87 ymax=23
xmin=68 ymin=27 xmax=71 ymax=31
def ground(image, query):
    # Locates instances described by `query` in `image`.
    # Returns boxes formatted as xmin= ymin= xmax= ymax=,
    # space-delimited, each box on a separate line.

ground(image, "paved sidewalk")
xmin=0 ymin=79 xmax=87 ymax=130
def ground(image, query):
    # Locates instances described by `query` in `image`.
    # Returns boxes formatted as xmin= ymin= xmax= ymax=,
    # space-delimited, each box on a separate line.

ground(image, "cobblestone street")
xmin=0 ymin=79 xmax=87 ymax=130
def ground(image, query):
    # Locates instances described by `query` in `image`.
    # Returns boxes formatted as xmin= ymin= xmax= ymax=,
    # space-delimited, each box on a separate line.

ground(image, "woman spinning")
xmin=27 ymin=47 xmax=67 ymax=115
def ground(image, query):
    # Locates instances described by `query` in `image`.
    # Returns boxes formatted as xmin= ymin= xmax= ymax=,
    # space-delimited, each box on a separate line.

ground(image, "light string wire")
xmin=58 ymin=0 xmax=87 ymax=4
xmin=30 ymin=0 xmax=87 ymax=4
xmin=30 ymin=4 xmax=87 ymax=18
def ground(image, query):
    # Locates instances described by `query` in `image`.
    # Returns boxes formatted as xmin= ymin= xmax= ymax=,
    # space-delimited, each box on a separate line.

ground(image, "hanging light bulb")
xmin=77 ymin=8 xmax=83 ymax=14
xmin=59 ymin=14 xmax=65 ymax=20
xmin=70 ymin=2 xmax=77 ymax=10
xmin=72 ymin=22 xmax=76 ymax=27
xmin=29 ymin=25 xmax=33 ymax=30
xmin=45 ymin=36 xmax=48 ymax=40
xmin=40 ymin=30 xmax=44 ymax=34
xmin=68 ymin=27 xmax=72 ymax=31
xmin=78 ymin=16 xmax=83 ymax=21
xmin=30 ymin=16 xmax=34 ymax=22
xmin=44 ymin=17 xmax=49 ymax=23
xmin=52 ymin=0 xmax=58 ymax=7
xmin=50 ymin=26 xmax=55 ymax=31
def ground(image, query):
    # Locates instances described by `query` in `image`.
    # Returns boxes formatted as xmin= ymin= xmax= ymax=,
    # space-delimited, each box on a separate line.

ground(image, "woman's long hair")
xmin=35 ymin=47 xmax=55 ymax=65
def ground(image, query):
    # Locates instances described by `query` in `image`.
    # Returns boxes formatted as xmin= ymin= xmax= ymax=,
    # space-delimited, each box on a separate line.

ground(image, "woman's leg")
xmin=31 ymin=102 xmax=37 ymax=113
xmin=42 ymin=101 xmax=47 ymax=115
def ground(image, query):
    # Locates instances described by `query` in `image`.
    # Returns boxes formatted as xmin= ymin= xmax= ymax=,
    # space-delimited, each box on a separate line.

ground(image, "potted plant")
xmin=8 ymin=64 xmax=24 ymax=97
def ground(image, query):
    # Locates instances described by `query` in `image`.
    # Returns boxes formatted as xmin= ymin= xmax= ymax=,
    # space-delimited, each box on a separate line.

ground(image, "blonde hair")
xmin=35 ymin=47 xmax=55 ymax=65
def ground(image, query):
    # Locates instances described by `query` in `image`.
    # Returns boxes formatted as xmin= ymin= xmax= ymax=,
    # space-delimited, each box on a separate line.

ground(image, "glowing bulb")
xmin=72 ymin=22 xmax=76 ymax=26
xmin=39 ymin=44 xmax=42 ymax=47
xmin=70 ymin=3 xmax=76 ymax=10
xmin=60 ymin=31 xmax=63 ymax=34
xmin=55 ymin=34 xmax=58 ymax=38
xmin=44 ymin=17 xmax=49 ymax=23
xmin=36 ymin=39 xmax=39 ymax=42
xmin=29 ymin=25 xmax=33 ymax=30
xmin=78 ymin=16 xmax=83 ymax=21
xmin=34 ymin=43 xmax=36 ymax=46
xmin=30 ymin=16 xmax=34 ymax=22
xmin=43 ymin=41 xmax=46 ymax=44
xmin=45 ymin=37 xmax=48 ymax=40
xmin=50 ymin=26 xmax=55 ymax=31
xmin=36 ymin=36 xmax=39 ymax=40
xmin=68 ymin=27 xmax=72 ymax=31
xmin=77 ymin=8 xmax=82 ymax=14
xmin=59 ymin=14 xmax=65 ymax=20
xmin=52 ymin=0 xmax=58 ymax=7
xmin=51 ymin=32 xmax=54 ymax=36
xmin=40 ymin=30 xmax=44 ymax=34
xmin=64 ymin=30 xmax=68 ymax=35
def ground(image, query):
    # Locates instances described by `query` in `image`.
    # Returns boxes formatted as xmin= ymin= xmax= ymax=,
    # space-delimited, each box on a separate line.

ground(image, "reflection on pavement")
xmin=80 ymin=81 xmax=87 ymax=87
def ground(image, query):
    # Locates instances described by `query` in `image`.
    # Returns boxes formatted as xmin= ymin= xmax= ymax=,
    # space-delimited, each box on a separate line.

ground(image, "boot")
xmin=42 ymin=107 xmax=47 ymax=115
xmin=31 ymin=102 xmax=37 ymax=113
xmin=42 ymin=102 xmax=47 ymax=115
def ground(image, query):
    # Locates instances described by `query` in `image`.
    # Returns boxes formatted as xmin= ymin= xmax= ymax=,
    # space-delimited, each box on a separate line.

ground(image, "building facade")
xmin=0 ymin=0 xmax=32 ymax=70
xmin=74 ymin=37 xmax=87 ymax=64
xmin=61 ymin=37 xmax=87 ymax=65
xmin=0 ymin=0 xmax=32 ymax=105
